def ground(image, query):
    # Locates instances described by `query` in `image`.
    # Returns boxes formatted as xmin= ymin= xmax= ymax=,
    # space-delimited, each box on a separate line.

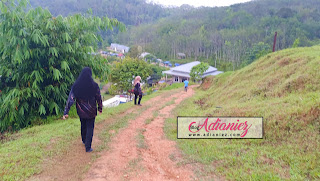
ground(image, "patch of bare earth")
xmin=30 ymin=86 xmax=221 ymax=181
xmin=130 ymin=87 xmax=195 ymax=181
xmin=84 ymin=86 xmax=200 ymax=181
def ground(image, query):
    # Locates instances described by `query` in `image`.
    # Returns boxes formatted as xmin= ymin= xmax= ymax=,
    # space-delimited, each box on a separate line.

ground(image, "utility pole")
xmin=273 ymin=32 xmax=277 ymax=52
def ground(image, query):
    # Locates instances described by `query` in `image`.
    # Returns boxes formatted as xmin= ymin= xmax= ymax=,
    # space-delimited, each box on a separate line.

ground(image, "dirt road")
xmin=30 ymin=86 xmax=197 ymax=181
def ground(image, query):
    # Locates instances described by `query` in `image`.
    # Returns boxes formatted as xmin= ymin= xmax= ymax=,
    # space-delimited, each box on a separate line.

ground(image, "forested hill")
xmin=29 ymin=0 xmax=320 ymax=71
xmin=117 ymin=0 xmax=320 ymax=70
xmin=29 ymin=0 xmax=171 ymax=25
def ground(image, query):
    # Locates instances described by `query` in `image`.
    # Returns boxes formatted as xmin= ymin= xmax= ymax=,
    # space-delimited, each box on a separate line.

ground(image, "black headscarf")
xmin=72 ymin=67 xmax=98 ymax=100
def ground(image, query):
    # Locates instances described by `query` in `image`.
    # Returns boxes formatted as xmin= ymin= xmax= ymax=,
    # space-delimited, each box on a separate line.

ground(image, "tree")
xmin=29 ymin=0 xmax=170 ymax=26
xmin=127 ymin=45 xmax=142 ymax=58
xmin=109 ymin=57 xmax=152 ymax=93
xmin=190 ymin=63 xmax=209 ymax=82
xmin=0 ymin=0 xmax=125 ymax=132
xmin=149 ymin=64 xmax=166 ymax=83
xmin=292 ymin=38 xmax=300 ymax=48
xmin=241 ymin=42 xmax=271 ymax=67
xmin=276 ymin=7 xmax=296 ymax=19
xmin=144 ymin=54 xmax=157 ymax=63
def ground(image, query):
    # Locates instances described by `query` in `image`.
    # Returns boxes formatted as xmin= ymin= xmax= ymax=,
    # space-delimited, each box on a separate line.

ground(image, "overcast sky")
xmin=147 ymin=0 xmax=253 ymax=7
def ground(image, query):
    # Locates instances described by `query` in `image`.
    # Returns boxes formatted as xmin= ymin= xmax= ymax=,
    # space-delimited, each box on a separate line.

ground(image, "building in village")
xmin=109 ymin=43 xmax=130 ymax=53
xmin=162 ymin=61 xmax=223 ymax=83
xmin=140 ymin=52 xmax=150 ymax=59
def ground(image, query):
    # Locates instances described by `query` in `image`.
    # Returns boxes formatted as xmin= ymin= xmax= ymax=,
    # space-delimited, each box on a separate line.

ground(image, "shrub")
xmin=0 ymin=0 xmax=125 ymax=132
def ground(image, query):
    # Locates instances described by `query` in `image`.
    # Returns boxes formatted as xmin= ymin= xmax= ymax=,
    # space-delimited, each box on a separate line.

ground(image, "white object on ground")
xmin=103 ymin=95 xmax=133 ymax=107
xmin=102 ymin=97 xmax=120 ymax=108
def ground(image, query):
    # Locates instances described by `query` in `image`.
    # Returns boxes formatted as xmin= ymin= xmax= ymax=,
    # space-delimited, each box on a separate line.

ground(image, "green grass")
xmin=101 ymin=93 xmax=114 ymax=101
xmin=0 ymin=85 xmax=182 ymax=181
xmin=160 ymin=82 xmax=196 ymax=92
xmin=161 ymin=83 xmax=185 ymax=90
xmin=145 ymin=118 xmax=153 ymax=125
xmin=136 ymin=128 xmax=147 ymax=149
xmin=145 ymin=112 xmax=159 ymax=125
xmin=159 ymin=98 xmax=176 ymax=111
xmin=165 ymin=46 xmax=320 ymax=180
xmin=0 ymin=118 xmax=79 ymax=180
xmin=123 ymin=156 xmax=144 ymax=178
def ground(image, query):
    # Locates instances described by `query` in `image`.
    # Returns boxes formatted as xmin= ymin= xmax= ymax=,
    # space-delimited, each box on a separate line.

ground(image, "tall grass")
xmin=165 ymin=46 xmax=320 ymax=180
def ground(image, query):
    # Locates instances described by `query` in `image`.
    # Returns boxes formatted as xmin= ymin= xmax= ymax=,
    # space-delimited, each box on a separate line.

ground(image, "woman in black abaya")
xmin=63 ymin=67 xmax=102 ymax=152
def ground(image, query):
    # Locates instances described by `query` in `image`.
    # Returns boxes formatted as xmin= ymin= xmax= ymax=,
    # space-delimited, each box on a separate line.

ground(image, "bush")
xmin=145 ymin=87 xmax=154 ymax=95
xmin=158 ymin=83 xmax=168 ymax=90
xmin=0 ymin=0 xmax=124 ymax=132
xmin=108 ymin=84 xmax=120 ymax=95
xmin=109 ymin=57 xmax=152 ymax=93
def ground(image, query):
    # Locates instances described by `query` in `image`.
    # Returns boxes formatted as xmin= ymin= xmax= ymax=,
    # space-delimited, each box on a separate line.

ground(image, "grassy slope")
xmin=0 ymin=86 xmax=181 ymax=181
xmin=165 ymin=46 xmax=320 ymax=180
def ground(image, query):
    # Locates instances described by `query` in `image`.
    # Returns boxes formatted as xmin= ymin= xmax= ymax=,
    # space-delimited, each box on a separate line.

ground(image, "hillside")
xmin=27 ymin=0 xmax=320 ymax=71
xmin=119 ymin=0 xmax=320 ymax=70
xmin=29 ymin=0 xmax=171 ymax=26
xmin=165 ymin=46 xmax=320 ymax=180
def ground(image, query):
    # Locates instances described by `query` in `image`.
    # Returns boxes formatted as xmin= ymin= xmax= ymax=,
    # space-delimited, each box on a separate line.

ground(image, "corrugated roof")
xmin=162 ymin=61 xmax=223 ymax=78
xmin=170 ymin=61 xmax=217 ymax=74
xmin=170 ymin=61 xmax=200 ymax=73
xmin=163 ymin=70 xmax=191 ymax=78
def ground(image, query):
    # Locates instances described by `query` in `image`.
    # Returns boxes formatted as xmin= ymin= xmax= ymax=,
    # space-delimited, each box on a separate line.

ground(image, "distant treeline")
xmin=29 ymin=0 xmax=170 ymax=25
xmin=29 ymin=0 xmax=320 ymax=70
xmin=117 ymin=0 xmax=320 ymax=70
